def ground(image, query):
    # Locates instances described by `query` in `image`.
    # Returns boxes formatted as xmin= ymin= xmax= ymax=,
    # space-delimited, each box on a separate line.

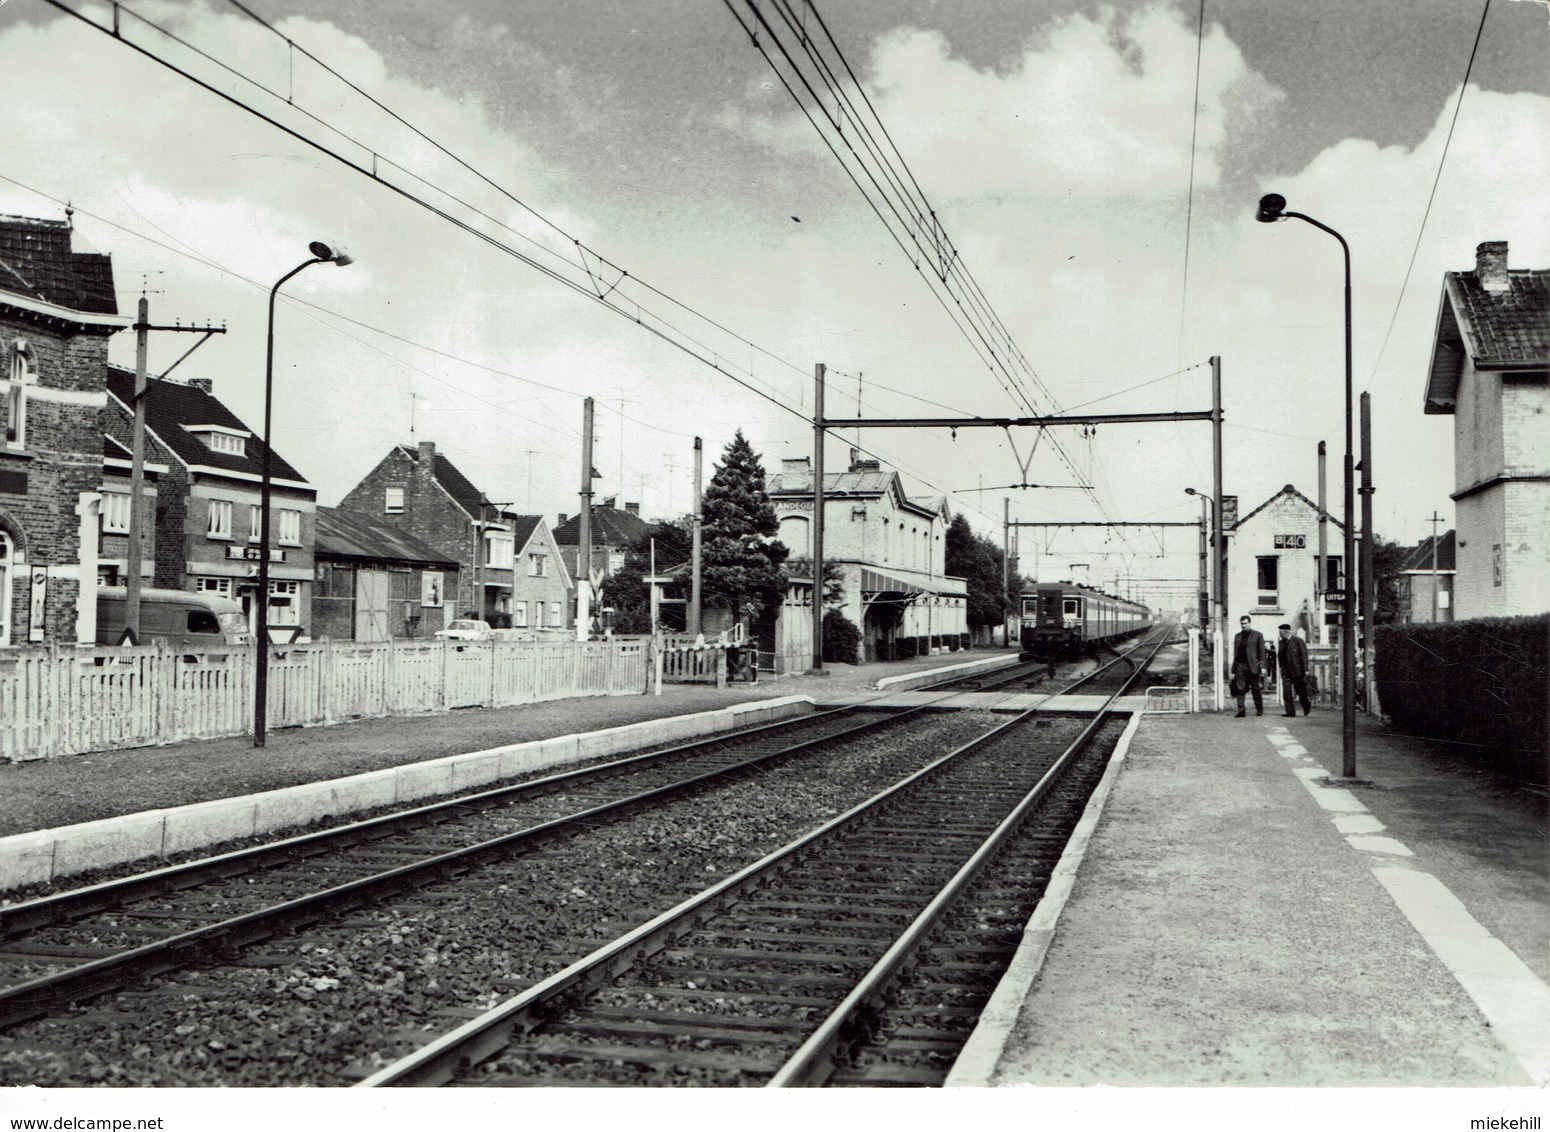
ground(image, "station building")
xmin=1422 ymin=240 xmax=1549 ymax=619
xmin=1224 ymin=483 xmax=1352 ymax=650
xmin=767 ymin=452 xmax=968 ymax=661
xmin=0 ymin=214 xmax=128 ymax=647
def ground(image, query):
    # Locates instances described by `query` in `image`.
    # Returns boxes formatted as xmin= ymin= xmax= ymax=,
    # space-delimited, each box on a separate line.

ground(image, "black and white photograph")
xmin=0 ymin=0 xmax=1545 ymax=1126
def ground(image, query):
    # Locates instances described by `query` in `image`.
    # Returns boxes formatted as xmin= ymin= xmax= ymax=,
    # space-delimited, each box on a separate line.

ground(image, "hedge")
xmin=822 ymin=610 xmax=861 ymax=665
xmin=1377 ymin=614 xmax=1548 ymax=784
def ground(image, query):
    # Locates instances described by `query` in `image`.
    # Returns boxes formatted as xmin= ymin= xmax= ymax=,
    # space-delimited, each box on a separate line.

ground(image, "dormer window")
xmin=184 ymin=424 xmax=249 ymax=458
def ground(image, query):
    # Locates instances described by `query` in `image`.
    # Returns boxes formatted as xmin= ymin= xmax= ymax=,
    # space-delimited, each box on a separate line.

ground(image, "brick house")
xmin=103 ymin=368 xmax=318 ymax=638
xmin=552 ymin=498 xmax=650 ymax=590
xmin=98 ymin=433 xmax=168 ymax=588
xmin=767 ymin=453 xmax=968 ymax=661
xmin=1422 ymin=241 xmax=1549 ymax=619
xmin=312 ymin=506 xmax=460 ymax=641
xmin=1394 ymin=530 xmax=1455 ymax=624
xmin=338 ymin=440 xmax=570 ymax=628
xmin=0 ymin=214 xmax=129 ymax=646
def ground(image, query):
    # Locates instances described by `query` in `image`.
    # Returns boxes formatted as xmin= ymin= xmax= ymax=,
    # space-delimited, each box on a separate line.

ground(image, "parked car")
xmin=435 ymin=619 xmax=493 ymax=641
xmin=96 ymin=587 xmax=250 ymax=649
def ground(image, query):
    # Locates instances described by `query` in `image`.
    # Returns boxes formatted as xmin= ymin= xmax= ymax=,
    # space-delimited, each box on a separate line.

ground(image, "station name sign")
xmin=1273 ymin=534 xmax=1307 ymax=549
xmin=227 ymin=546 xmax=286 ymax=562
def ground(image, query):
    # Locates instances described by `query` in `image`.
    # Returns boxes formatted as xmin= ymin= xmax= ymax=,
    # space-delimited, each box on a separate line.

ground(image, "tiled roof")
xmin=504 ymin=513 xmax=542 ymax=550
xmin=0 ymin=215 xmax=118 ymax=317
xmin=1399 ymin=530 xmax=1455 ymax=573
xmin=768 ymin=468 xmax=940 ymax=518
xmin=106 ymin=366 xmax=309 ymax=485
xmin=1446 ymin=269 xmax=1549 ymax=369
xmin=552 ymin=506 xmax=651 ymax=548
xmin=396 ymin=445 xmax=487 ymax=517
xmin=314 ymin=506 xmax=459 ymax=568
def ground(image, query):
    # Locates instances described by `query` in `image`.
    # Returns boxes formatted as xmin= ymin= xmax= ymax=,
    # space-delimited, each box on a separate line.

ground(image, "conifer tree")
xmin=701 ymin=431 xmax=789 ymax=617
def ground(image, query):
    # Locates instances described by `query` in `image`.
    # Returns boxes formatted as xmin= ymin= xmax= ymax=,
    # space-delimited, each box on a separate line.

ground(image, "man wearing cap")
xmin=1277 ymin=623 xmax=1312 ymax=717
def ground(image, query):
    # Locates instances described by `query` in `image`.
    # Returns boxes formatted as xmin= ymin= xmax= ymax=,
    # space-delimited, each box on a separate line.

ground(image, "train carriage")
xmin=1019 ymin=581 xmax=1152 ymax=660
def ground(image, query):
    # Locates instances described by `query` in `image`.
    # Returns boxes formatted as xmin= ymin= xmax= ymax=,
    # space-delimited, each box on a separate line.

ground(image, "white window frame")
xmin=550 ymin=601 xmax=562 ymax=626
xmin=277 ymin=508 xmax=301 ymax=546
xmin=196 ymin=577 xmax=233 ymax=599
xmin=206 ymin=431 xmax=245 ymax=456
xmin=4 ymin=340 xmax=32 ymax=450
xmin=485 ymin=532 xmax=514 ymax=570
xmin=267 ymin=579 xmax=300 ymax=625
xmin=528 ymin=552 xmax=547 ymax=577
xmin=248 ymin=504 xmax=262 ymax=543
xmin=101 ymin=492 xmax=132 ymax=535
xmin=532 ymin=601 xmax=544 ymax=628
xmin=207 ymin=499 xmax=233 ymax=540
xmin=513 ymin=601 xmax=528 ymax=627
xmin=384 ymin=486 xmax=405 ymax=514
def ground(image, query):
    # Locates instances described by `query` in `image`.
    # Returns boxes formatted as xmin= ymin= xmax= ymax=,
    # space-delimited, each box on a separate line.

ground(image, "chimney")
xmin=625 ymin=501 xmax=639 ymax=516
xmin=849 ymin=446 xmax=859 ymax=466
xmin=187 ymin=378 xmax=213 ymax=394
xmin=781 ymin=457 xmax=810 ymax=474
xmin=849 ymin=455 xmax=881 ymax=473
xmin=417 ymin=440 xmax=436 ymax=462
xmin=1476 ymin=241 xmax=1510 ymax=294
xmin=557 ymin=513 xmax=568 ymax=527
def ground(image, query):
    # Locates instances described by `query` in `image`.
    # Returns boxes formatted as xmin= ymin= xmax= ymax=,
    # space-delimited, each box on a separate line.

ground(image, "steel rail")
xmin=766 ymin=631 xmax=1168 ymax=1086
xmin=356 ymin=702 xmax=1065 ymax=1087
xmin=0 ymin=704 xmax=930 ymax=1029
xmin=0 ymin=703 xmax=877 ymax=939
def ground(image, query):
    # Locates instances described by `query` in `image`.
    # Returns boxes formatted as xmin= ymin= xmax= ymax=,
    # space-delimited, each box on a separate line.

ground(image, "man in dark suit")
xmin=1277 ymin=623 xmax=1312 ymax=717
xmin=1231 ymin=615 xmax=1266 ymax=717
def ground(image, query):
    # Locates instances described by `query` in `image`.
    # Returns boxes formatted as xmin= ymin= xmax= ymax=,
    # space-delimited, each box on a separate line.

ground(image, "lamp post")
xmin=253 ymin=242 xmax=352 ymax=748
xmin=1185 ymin=488 xmax=1216 ymax=635
xmin=1256 ymin=193 xmax=1357 ymax=777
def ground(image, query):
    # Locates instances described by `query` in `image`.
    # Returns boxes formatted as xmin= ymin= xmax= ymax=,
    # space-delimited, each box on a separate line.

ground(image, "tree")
xmin=598 ymin=518 xmax=694 ymax=634
xmin=784 ymin=556 xmax=844 ymax=608
xmin=1370 ymin=536 xmax=1411 ymax=625
xmin=945 ymin=513 xmax=1009 ymax=629
xmin=700 ymin=432 xmax=789 ymax=618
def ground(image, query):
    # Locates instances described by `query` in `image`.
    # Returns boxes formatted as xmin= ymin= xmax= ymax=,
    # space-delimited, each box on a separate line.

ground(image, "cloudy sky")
xmin=1 ymin=0 xmax=1546 ymax=612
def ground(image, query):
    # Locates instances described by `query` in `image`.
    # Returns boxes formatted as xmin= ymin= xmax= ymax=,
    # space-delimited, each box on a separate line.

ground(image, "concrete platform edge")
xmin=0 ymin=695 xmax=817 ymax=893
xmin=873 ymin=653 xmax=1018 ymax=691
xmin=944 ymin=709 xmax=1144 ymax=1087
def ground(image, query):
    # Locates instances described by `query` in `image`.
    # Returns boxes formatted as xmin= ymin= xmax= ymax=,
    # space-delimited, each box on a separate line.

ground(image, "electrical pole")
xmin=689 ymin=436 xmax=702 ymax=637
xmin=1211 ymin=355 xmax=1225 ymax=652
xmin=577 ymin=397 xmax=594 ymax=641
xmin=1003 ymin=496 xmax=1011 ymax=648
xmin=123 ymin=298 xmax=225 ymax=643
xmin=1429 ymin=511 xmax=1444 ymax=623
xmin=811 ymin=364 xmax=826 ymax=672
xmin=1360 ymin=391 xmax=1376 ymax=715
xmin=1317 ymin=440 xmax=1328 ymax=644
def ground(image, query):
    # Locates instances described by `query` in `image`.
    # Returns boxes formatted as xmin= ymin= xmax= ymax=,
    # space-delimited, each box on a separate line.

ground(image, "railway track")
xmin=0 ymin=702 xmax=955 ymax=1030
xmin=361 ymin=634 xmax=1166 ymax=1087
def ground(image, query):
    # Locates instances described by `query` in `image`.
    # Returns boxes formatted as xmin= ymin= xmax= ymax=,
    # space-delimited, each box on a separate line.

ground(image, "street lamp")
xmin=1185 ymin=488 xmax=1217 ymax=635
xmin=254 ymin=241 xmax=352 ymax=748
xmin=1256 ymin=193 xmax=1357 ymax=777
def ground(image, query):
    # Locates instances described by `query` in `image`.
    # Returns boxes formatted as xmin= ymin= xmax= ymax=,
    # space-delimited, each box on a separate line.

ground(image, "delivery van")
xmin=96 ymin=587 xmax=251 ymax=649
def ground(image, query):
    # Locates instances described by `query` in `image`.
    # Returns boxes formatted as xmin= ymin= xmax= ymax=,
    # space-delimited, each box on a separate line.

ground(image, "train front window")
xmin=1063 ymin=598 xmax=1080 ymax=618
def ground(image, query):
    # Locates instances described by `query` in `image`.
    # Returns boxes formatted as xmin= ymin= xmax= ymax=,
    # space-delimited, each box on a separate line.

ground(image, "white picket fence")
xmin=0 ymin=637 xmax=649 ymax=763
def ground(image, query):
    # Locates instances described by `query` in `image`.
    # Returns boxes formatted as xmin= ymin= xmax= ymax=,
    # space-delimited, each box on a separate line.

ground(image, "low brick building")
xmin=0 ymin=214 xmax=129 ymax=646
xmin=1393 ymin=530 xmax=1455 ymax=624
xmin=312 ymin=506 xmax=459 ymax=641
xmin=1422 ymin=240 xmax=1549 ymax=619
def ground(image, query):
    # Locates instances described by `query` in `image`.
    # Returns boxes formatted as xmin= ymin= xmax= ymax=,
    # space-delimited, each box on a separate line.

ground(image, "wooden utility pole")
xmin=1429 ymin=511 xmax=1444 ymax=623
xmin=123 ymin=298 xmax=225 ymax=643
xmin=1211 ymin=355 xmax=1225 ymax=650
xmin=1360 ymin=392 xmax=1376 ymax=714
xmin=577 ymin=397 xmax=594 ymax=641
xmin=689 ymin=436 xmax=703 ymax=636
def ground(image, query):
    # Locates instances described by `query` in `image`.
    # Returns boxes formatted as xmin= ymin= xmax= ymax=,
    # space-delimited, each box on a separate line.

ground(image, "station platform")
xmin=947 ymin=702 xmax=1550 ymax=1091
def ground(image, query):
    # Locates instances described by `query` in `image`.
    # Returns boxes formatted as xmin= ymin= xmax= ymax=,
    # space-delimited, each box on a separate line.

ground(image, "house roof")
xmin=314 ymin=506 xmax=459 ymax=569
xmin=1424 ymin=267 xmax=1550 ymax=413
xmin=552 ymin=505 xmax=650 ymax=548
xmin=767 ymin=468 xmax=939 ymax=519
xmin=1399 ymin=530 xmax=1456 ymax=573
xmin=504 ymin=513 xmax=542 ymax=550
xmin=1229 ymin=484 xmax=1344 ymax=532
xmin=106 ymin=367 xmax=309 ymax=486
xmin=395 ymin=444 xmax=491 ymax=517
xmin=0 ymin=215 xmax=118 ymax=319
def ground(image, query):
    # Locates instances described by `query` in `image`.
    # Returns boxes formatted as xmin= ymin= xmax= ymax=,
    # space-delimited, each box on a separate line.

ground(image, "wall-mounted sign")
xmin=1274 ymin=534 xmax=1307 ymax=549
xmin=1222 ymin=495 xmax=1239 ymax=531
xmin=226 ymin=546 xmax=285 ymax=562
xmin=421 ymin=570 xmax=444 ymax=608
xmin=28 ymin=565 xmax=46 ymax=643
